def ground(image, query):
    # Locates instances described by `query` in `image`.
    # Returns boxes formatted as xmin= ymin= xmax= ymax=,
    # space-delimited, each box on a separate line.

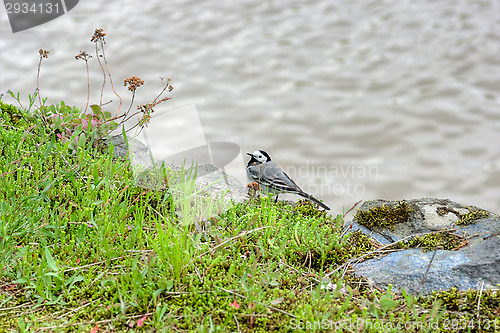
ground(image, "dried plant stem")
xmin=35 ymin=50 xmax=50 ymax=126
xmin=38 ymin=312 xmax=154 ymax=331
xmin=124 ymin=92 xmax=172 ymax=135
xmin=126 ymin=91 xmax=136 ymax=116
xmin=84 ymin=60 xmax=90 ymax=113
xmin=476 ymin=281 xmax=484 ymax=318
xmin=62 ymin=255 xmax=128 ymax=273
xmin=101 ymin=114 xmax=124 ymax=127
xmin=55 ymin=301 xmax=91 ymax=320
xmin=122 ymin=106 xmax=152 ymax=136
xmin=0 ymin=302 xmax=34 ymax=312
xmin=342 ymin=200 xmax=363 ymax=225
xmin=36 ymin=57 xmax=43 ymax=108
xmin=151 ymin=82 xmax=170 ymax=104
xmin=233 ymin=314 xmax=241 ymax=332
xmin=416 ymin=248 xmax=438 ymax=295
xmin=340 ymin=199 xmax=363 ymax=239
xmin=95 ymin=42 xmax=106 ymax=107
xmin=125 ymin=119 xmax=144 ymax=136
xmin=122 ymin=109 xmax=144 ymax=124
xmin=99 ymin=43 xmax=122 ymax=115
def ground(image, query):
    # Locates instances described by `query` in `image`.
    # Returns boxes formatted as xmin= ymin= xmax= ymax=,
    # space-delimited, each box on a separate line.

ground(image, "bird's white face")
xmin=251 ymin=150 xmax=268 ymax=163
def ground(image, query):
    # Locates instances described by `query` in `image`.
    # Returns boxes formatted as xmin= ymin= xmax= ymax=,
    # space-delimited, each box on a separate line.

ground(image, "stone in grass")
xmin=350 ymin=198 xmax=500 ymax=295
xmin=354 ymin=234 xmax=500 ymax=295
xmin=108 ymin=135 xmax=248 ymax=205
xmin=351 ymin=198 xmax=498 ymax=244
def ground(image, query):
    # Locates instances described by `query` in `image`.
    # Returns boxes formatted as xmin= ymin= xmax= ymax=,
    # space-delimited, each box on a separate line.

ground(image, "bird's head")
xmin=246 ymin=149 xmax=271 ymax=164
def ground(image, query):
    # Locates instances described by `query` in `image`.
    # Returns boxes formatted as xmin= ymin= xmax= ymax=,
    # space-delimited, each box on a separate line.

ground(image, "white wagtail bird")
xmin=246 ymin=150 xmax=330 ymax=210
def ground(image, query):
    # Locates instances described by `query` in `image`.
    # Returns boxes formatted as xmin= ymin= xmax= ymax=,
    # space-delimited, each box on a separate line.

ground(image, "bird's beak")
xmin=246 ymin=152 xmax=253 ymax=157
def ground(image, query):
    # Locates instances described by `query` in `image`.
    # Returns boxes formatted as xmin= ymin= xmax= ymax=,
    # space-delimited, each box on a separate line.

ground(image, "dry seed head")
xmin=91 ymin=28 xmax=106 ymax=43
xmin=75 ymin=51 xmax=92 ymax=61
xmin=124 ymin=76 xmax=144 ymax=92
xmin=139 ymin=114 xmax=152 ymax=127
xmin=39 ymin=49 xmax=49 ymax=58
xmin=137 ymin=102 xmax=154 ymax=113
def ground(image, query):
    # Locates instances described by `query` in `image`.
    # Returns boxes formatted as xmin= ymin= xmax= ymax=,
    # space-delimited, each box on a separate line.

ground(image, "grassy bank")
xmin=0 ymin=99 xmax=499 ymax=332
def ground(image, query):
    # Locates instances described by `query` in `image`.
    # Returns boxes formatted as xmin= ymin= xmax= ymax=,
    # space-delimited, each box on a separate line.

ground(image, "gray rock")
xmin=354 ymin=235 xmax=500 ymax=295
xmin=108 ymin=135 xmax=154 ymax=168
xmin=189 ymin=164 xmax=249 ymax=205
xmin=350 ymin=198 xmax=500 ymax=295
xmin=352 ymin=198 xmax=499 ymax=244
xmin=107 ymin=135 xmax=248 ymax=206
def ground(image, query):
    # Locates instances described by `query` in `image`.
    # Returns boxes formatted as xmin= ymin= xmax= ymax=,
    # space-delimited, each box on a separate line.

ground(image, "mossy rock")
xmin=455 ymin=207 xmax=491 ymax=225
xmin=354 ymin=200 xmax=413 ymax=230
xmin=387 ymin=230 xmax=464 ymax=251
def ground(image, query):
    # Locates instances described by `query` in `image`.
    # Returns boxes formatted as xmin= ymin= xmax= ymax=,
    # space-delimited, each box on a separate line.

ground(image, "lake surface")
xmin=1 ymin=0 xmax=499 ymax=214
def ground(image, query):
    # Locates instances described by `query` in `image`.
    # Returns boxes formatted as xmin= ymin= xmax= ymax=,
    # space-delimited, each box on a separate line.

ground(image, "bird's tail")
xmin=298 ymin=192 xmax=331 ymax=210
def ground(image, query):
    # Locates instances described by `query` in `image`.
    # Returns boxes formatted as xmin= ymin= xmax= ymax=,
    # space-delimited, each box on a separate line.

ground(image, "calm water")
xmin=1 ymin=1 xmax=499 ymax=213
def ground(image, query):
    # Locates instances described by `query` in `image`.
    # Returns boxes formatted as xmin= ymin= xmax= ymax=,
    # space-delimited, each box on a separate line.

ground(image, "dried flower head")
xmin=247 ymin=182 xmax=261 ymax=198
xmin=161 ymin=77 xmax=175 ymax=92
xmin=156 ymin=97 xmax=172 ymax=105
xmin=139 ymin=113 xmax=152 ymax=127
xmin=136 ymin=96 xmax=172 ymax=114
xmin=124 ymin=76 xmax=144 ymax=92
xmin=75 ymin=51 xmax=92 ymax=61
xmin=137 ymin=102 xmax=154 ymax=114
xmin=39 ymin=49 xmax=49 ymax=58
xmin=91 ymin=28 xmax=106 ymax=43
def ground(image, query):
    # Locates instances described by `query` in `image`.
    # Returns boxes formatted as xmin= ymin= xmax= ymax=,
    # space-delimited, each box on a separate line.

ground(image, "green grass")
xmin=1 ymin=100 xmax=499 ymax=332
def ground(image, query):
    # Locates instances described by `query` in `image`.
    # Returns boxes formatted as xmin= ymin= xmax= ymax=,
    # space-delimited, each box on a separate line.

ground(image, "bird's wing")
xmin=246 ymin=164 xmax=263 ymax=182
xmin=281 ymin=170 xmax=302 ymax=189
xmin=261 ymin=162 xmax=303 ymax=193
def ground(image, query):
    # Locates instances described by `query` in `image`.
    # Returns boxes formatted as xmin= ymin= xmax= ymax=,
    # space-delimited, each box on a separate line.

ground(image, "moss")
xmin=0 ymin=101 xmax=24 ymax=125
xmin=436 ymin=206 xmax=457 ymax=217
xmin=456 ymin=208 xmax=490 ymax=225
xmin=435 ymin=204 xmax=491 ymax=226
xmin=293 ymin=199 xmax=328 ymax=219
xmin=300 ymin=231 xmax=375 ymax=271
xmin=389 ymin=230 xmax=463 ymax=251
xmin=421 ymin=287 xmax=500 ymax=330
xmin=322 ymin=231 xmax=375 ymax=267
xmin=354 ymin=200 xmax=413 ymax=230
xmin=348 ymin=231 xmax=374 ymax=251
